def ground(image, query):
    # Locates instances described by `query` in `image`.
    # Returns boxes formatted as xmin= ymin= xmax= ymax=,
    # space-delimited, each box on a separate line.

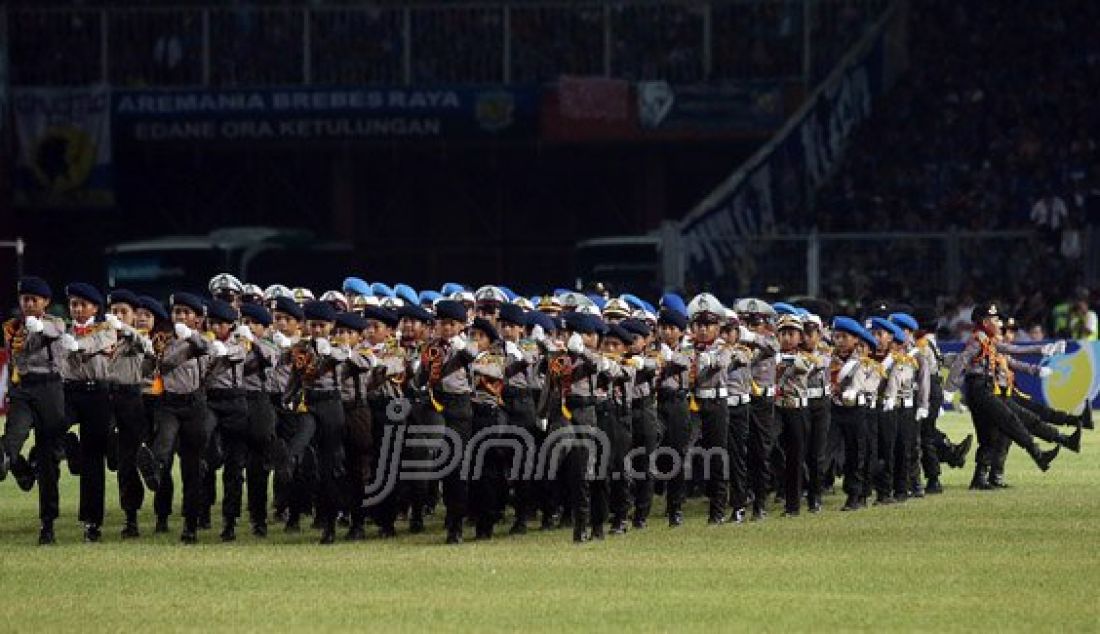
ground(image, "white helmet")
xmin=209 ymin=273 xmax=243 ymax=296
xmin=602 ymin=298 xmax=631 ymax=319
xmin=263 ymin=284 xmax=293 ymax=301
xmin=380 ymin=296 xmax=404 ymax=310
xmin=687 ymin=293 xmax=725 ymax=321
xmin=241 ymin=283 xmax=264 ymax=303
xmin=474 ymin=285 xmax=507 ymax=305
xmin=292 ymin=287 xmax=315 ymax=305
xmin=319 ymin=290 xmax=349 ymax=311
xmin=512 ymin=296 xmax=534 ymax=311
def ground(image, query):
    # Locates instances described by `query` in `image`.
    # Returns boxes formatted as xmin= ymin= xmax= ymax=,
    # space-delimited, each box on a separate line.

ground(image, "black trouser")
xmin=367 ymin=396 xmax=398 ymax=529
xmin=777 ymin=406 xmax=808 ymax=512
xmin=747 ymin=396 xmax=775 ymax=512
xmin=806 ymin=396 xmax=830 ymax=499
xmin=305 ymin=392 xmax=346 ymax=526
xmin=535 ymin=388 xmax=569 ymax=523
xmin=874 ymin=408 xmax=897 ymax=498
xmin=245 ymin=392 xmax=278 ymax=526
xmin=1013 ymin=393 xmax=1080 ymax=427
xmin=630 ymin=396 xmax=661 ymax=522
xmin=143 ymin=394 xmax=175 ymax=520
xmin=3 ymin=378 xmax=66 ymax=522
xmin=831 ymin=405 xmax=866 ymax=498
xmin=403 ymin=395 xmax=441 ymax=522
xmin=823 ymin=399 xmax=845 ymax=490
xmin=990 ymin=396 xmax=1069 ymax=476
xmin=696 ymin=397 xmax=729 ymax=519
xmin=110 ymin=386 xmax=146 ymax=514
xmin=152 ymin=393 xmax=210 ymax=523
xmin=964 ymin=377 xmax=1044 ymax=468
xmin=860 ymin=406 xmax=877 ymax=499
xmin=726 ymin=402 xmax=750 ymax=512
xmin=503 ymin=387 xmax=538 ymax=523
xmin=206 ymin=391 xmax=249 ymax=523
xmin=470 ymin=401 xmax=507 ymax=533
xmin=893 ymin=406 xmax=917 ymax=497
xmin=592 ymin=400 xmax=632 ymax=528
xmin=919 ymin=379 xmax=946 ymax=481
xmin=437 ymin=392 xmax=473 ymax=534
xmin=274 ymin=408 xmax=317 ymax=517
xmin=65 ymin=383 xmax=113 ymax=526
xmin=562 ymin=400 xmax=597 ymax=534
xmin=657 ymin=390 xmax=690 ymax=514
xmin=342 ymin=401 xmax=373 ymax=528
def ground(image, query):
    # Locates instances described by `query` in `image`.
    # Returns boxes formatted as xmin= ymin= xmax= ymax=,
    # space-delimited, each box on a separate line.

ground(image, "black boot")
xmin=1063 ymin=421 xmax=1083 ymax=453
xmin=83 ymin=523 xmax=102 ymax=543
xmin=220 ymin=520 xmax=237 ymax=542
xmin=591 ymin=524 xmax=606 ymax=540
xmin=668 ymin=509 xmax=684 ymax=527
xmin=1081 ymin=401 xmax=1094 ymax=430
xmin=136 ymin=445 xmax=160 ymax=492
xmin=121 ymin=511 xmax=140 ymax=539
xmin=0 ymin=446 xmax=8 ymax=482
xmin=508 ymin=519 xmax=527 ymax=536
xmin=540 ymin=513 xmax=556 ymax=531
xmin=841 ymin=494 xmax=861 ymax=511
xmin=180 ymin=517 xmax=198 ymax=544
xmin=155 ymin=515 xmax=170 ymax=533
xmin=378 ymin=524 xmax=397 ymax=539
xmin=11 ymin=454 xmax=36 ymax=492
xmin=38 ymin=521 xmax=56 ymax=545
xmin=950 ymin=435 xmax=973 ymax=469
xmin=63 ymin=432 xmax=81 ymax=476
xmin=988 ymin=467 xmax=1008 ymax=488
xmin=1033 ymin=445 xmax=1060 ymax=472
xmin=573 ymin=525 xmax=590 ymax=543
xmin=345 ymin=523 xmax=366 ymax=541
xmin=319 ymin=520 xmax=336 ymax=545
xmin=925 ymin=478 xmax=944 ymax=495
xmin=969 ymin=464 xmax=993 ymax=490
xmin=252 ymin=522 xmax=268 ymax=538
xmin=446 ymin=519 xmax=463 ymax=545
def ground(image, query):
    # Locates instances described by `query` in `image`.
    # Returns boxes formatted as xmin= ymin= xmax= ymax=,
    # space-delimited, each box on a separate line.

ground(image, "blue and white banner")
xmin=678 ymin=6 xmax=897 ymax=283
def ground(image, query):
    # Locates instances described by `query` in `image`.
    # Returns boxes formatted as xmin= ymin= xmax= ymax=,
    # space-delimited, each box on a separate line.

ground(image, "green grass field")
xmin=0 ymin=412 xmax=1097 ymax=632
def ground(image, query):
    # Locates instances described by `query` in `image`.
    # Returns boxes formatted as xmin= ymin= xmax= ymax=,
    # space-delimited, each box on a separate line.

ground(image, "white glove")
xmin=883 ymin=398 xmax=896 ymax=412
xmin=566 ymin=332 xmax=585 ymax=354
xmin=1039 ymin=367 xmax=1054 ymax=379
xmin=449 ymin=334 xmax=467 ymax=350
xmin=942 ymin=390 xmax=956 ymax=403
xmin=60 ymin=333 xmax=80 ymax=352
xmin=1041 ymin=341 xmax=1066 ymax=357
xmin=141 ymin=336 xmax=154 ymax=355
xmin=738 ymin=326 xmax=756 ymax=344
xmin=24 ymin=315 xmax=44 ymax=334
xmin=505 ymin=340 xmax=522 ymax=361
xmin=234 ymin=324 xmax=255 ymax=342
xmin=915 ymin=407 xmax=929 ymax=421
xmin=841 ymin=389 xmax=858 ymax=406
xmin=465 ymin=336 xmax=480 ymax=356
xmin=779 ymin=353 xmax=797 ymax=363
xmin=211 ymin=340 xmax=228 ymax=357
xmin=536 ymin=418 xmax=548 ymax=432
xmin=314 ymin=338 xmax=332 ymax=356
xmin=174 ymin=323 xmax=193 ymax=339
xmin=530 ymin=324 xmax=546 ymax=342
xmin=697 ymin=351 xmax=714 ymax=369
xmin=105 ymin=314 xmax=123 ymax=330
xmin=272 ymin=331 xmax=292 ymax=349
xmin=660 ymin=343 xmax=673 ymax=362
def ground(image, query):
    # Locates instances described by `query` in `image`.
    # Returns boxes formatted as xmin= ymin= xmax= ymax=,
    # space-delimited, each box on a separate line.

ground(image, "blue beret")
xmin=240 ymin=302 xmax=272 ymax=326
xmin=206 ymin=299 xmax=238 ymax=323
xmin=303 ymin=300 xmax=336 ymax=322
xmin=394 ymin=283 xmax=419 ymax=306
xmin=418 ymin=290 xmax=441 ymax=306
xmin=831 ymin=316 xmax=864 ymax=338
xmin=137 ymin=295 xmax=169 ymax=322
xmin=773 ymin=302 xmax=799 ymax=316
xmin=17 ymin=276 xmax=52 ymax=300
xmin=640 ymin=300 xmax=657 ymax=315
xmin=620 ymin=293 xmax=645 ymax=312
xmin=440 ymin=282 xmax=466 ymax=296
xmin=621 ymin=318 xmax=651 ymax=338
xmin=362 ymin=305 xmax=399 ymax=328
xmin=585 ymin=294 xmax=607 ymax=310
xmin=170 ymin=292 xmax=206 ymax=314
xmin=529 ymin=295 xmax=541 ymax=306
xmin=658 ymin=309 xmax=688 ymax=330
xmin=399 ymin=303 xmax=434 ymax=323
xmin=335 ymin=311 xmax=369 ymax=332
xmin=858 ymin=326 xmax=879 ymax=350
xmin=795 ymin=307 xmax=811 ymax=317
xmin=435 ymin=299 xmax=467 ymax=322
xmin=498 ymin=302 xmax=527 ymax=327
xmin=529 ymin=311 xmax=558 ymax=333
xmin=563 ymin=311 xmax=599 ymax=335
xmin=498 ymin=286 xmax=517 ymax=302
xmin=868 ymin=317 xmax=905 ymax=344
xmin=106 ymin=288 xmax=141 ymax=309
xmin=65 ymin=282 xmax=104 ymax=307
xmin=605 ymin=323 xmax=635 ymax=344
xmin=470 ymin=316 xmax=500 ymax=343
xmin=370 ymin=282 xmax=395 ymax=299
xmin=553 ymin=288 xmax=572 ymax=297
xmin=660 ymin=293 xmax=687 ymax=317
xmin=272 ymin=296 xmax=304 ymax=321
xmin=342 ymin=277 xmax=372 ymax=297
xmin=889 ymin=312 xmax=919 ymax=332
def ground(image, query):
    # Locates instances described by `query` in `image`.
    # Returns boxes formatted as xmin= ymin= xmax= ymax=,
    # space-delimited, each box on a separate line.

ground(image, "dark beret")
xmin=240 ymin=302 xmax=273 ymax=327
xmin=362 ymin=305 xmax=399 ymax=329
xmin=657 ymin=309 xmax=688 ymax=331
xmin=303 ymin=300 xmax=336 ymax=322
xmin=206 ymin=298 xmax=239 ymax=323
xmin=397 ymin=303 xmax=434 ymax=323
xmin=170 ymin=292 xmax=206 ymax=314
xmin=138 ymin=296 xmax=169 ymax=322
xmin=528 ymin=311 xmax=558 ymax=333
xmin=563 ymin=311 xmax=600 ymax=335
xmin=65 ymin=282 xmax=104 ymax=307
xmin=272 ymin=296 xmax=304 ymax=321
xmin=620 ymin=318 xmax=651 ymax=338
xmin=605 ymin=323 xmax=636 ymax=344
xmin=17 ymin=276 xmax=52 ymax=300
xmin=106 ymin=288 xmax=141 ymax=309
xmin=498 ymin=302 xmax=528 ymax=327
xmin=470 ymin=316 xmax=500 ymax=343
xmin=435 ymin=299 xmax=468 ymax=323
xmin=335 ymin=311 xmax=369 ymax=332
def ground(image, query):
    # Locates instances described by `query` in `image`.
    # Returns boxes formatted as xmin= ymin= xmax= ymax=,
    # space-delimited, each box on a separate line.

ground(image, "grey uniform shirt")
xmin=109 ymin=325 xmax=151 ymax=386
xmin=243 ymin=337 xmax=280 ymax=393
xmin=61 ymin=320 xmax=118 ymax=382
xmin=692 ymin=339 xmax=737 ymax=391
xmin=160 ymin=332 xmax=214 ymax=395
xmin=722 ymin=344 xmax=755 ymax=396
xmin=829 ymin=349 xmax=862 ymax=406
xmin=657 ymin=341 xmax=691 ymax=391
xmin=883 ymin=352 xmax=918 ymax=406
xmin=206 ymin=337 xmax=247 ymax=390
xmin=745 ymin=331 xmax=779 ymax=390
xmin=775 ymin=351 xmax=813 ymax=408
xmin=806 ymin=343 xmax=831 ymax=394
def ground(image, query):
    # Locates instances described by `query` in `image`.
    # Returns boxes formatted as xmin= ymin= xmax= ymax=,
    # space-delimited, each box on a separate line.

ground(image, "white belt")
xmin=778 ymin=397 xmax=809 ymax=409
xmin=807 ymin=387 xmax=827 ymax=399
xmin=857 ymin=394 xmax=868 ymax=406
xmin=754 ymin=386 xmax=776 ymax=398
xmin=695 ymin=388 xmax=729 ymax=399
xmin=866 ymin=396 xmax=877 ymax=408
xmin=902 ymin=397 xmax=915 ymax=408
xmin=726 ymin=394 xmax=750 ymax=406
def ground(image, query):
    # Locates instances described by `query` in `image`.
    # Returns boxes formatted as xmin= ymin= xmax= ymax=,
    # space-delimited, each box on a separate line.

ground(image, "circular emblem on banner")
xmin=475 ymin=92 xmax=515 ymax=133
xmin=30 ymin=125 xmax=96 ymax=193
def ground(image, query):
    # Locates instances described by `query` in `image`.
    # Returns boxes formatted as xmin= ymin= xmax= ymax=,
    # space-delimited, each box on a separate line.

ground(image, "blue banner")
xmin=939 ymin=341 xmax=1100 ymax=412
xmin=112 ymin=86 xmax=538 ymax=142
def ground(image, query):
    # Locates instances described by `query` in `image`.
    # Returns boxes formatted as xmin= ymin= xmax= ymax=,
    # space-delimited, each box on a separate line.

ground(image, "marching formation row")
xmin=1 ymin=275 xmax=1089 ymax=545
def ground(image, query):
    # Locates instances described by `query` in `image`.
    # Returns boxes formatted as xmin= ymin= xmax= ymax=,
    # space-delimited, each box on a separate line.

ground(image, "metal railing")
xmin=7 ymin=0 xmax=887 ymax=87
